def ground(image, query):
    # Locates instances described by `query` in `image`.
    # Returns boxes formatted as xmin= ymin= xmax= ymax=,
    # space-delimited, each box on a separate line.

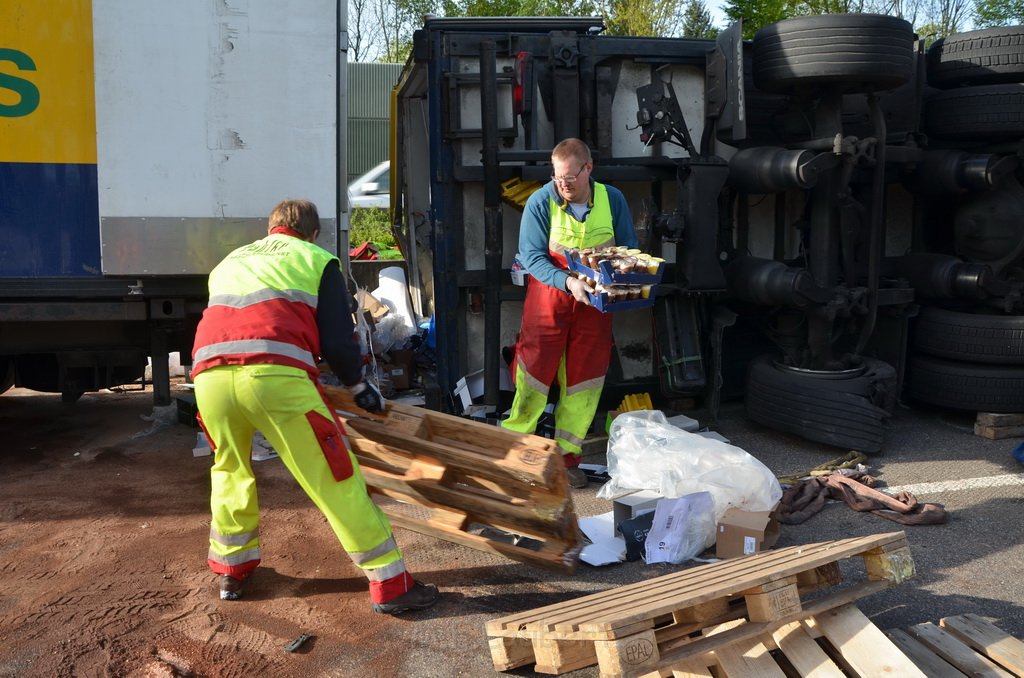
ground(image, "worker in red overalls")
xmin=503 ymin=139 xmax=638 ymax=488
xmin=191 ymin=199 xmax=438 ymax=614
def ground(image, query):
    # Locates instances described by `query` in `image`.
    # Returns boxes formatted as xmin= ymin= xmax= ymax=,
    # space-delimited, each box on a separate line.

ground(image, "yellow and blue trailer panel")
xmin=0 ymin=0 xmax=100 ymax=277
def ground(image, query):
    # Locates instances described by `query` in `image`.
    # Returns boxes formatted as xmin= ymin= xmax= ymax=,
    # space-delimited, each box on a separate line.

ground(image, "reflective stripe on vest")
xmin=192 ymin=234 xmax=336 ymax=377
xmin=548 ymin=182 xmax=615 ymax=252
xmin=193 ymin=339 xmax=318 ymax=371
xmin=208 ymin=288 xmax=318 ymax=309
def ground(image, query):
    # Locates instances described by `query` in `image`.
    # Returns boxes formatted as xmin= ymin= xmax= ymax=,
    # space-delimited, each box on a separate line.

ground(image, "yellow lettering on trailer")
xmin=0 ymin=0 xmax=96 ymax=164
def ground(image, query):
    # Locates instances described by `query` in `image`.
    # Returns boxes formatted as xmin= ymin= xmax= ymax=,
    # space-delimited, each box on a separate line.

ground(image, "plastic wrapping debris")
xmin=597 ymin=411 xmax=782 ymax=522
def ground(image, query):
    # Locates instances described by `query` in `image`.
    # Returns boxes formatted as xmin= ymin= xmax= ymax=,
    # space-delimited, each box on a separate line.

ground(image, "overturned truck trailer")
xmin=392 ymin=16 xmax=1024 ymax=452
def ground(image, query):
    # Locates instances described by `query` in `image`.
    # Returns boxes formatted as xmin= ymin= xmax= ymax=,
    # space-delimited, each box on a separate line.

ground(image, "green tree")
xmin=722 ymin=0 xmax=794 ymax=38
xmin=681 ymin=0 xmax=720 ymax=37
xmin=441 ymin=0 xmax=598 ymax=16
xmin=974 ymin=0 xmax=1024 ymax=26
xmin=603 ymin=0 xmax=687 ymax=36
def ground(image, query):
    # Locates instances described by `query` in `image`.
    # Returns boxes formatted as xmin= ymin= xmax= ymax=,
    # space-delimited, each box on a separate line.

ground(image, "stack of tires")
xmin=908 ymin=26 xmax=1024 ymax=414
xmin=908 ymin=308 xmax=1024 ymax=412
xmin=923 ymin=27 xmax=1024 ymax=142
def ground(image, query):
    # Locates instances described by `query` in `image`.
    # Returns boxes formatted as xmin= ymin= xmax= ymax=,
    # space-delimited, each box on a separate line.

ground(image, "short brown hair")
xmin=268 ymin=199 xmax=320 ymax=239
xmin=552 ymin=138 xmax=592 ymax=165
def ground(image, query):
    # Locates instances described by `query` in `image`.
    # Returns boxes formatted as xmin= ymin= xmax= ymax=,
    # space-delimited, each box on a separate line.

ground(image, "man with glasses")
xmin=502 ymin=138 xmax=637 ymax=488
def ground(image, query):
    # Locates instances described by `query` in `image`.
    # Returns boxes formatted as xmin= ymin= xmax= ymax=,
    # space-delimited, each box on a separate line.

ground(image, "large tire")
xmin=745 ymin=354 xmax=896 ymax=453
xmin=928 ymin=26 xmax=1024 ymax=89
xmin=923 ymin=84 xmax=1024 ymax=140
xmin=914 ymin=307 xmax=1024 ymax=364
xmin=907 ymin=354 xmax=1024 ymax=412
xmin=752 ymin=14 xmax=915 ymax=94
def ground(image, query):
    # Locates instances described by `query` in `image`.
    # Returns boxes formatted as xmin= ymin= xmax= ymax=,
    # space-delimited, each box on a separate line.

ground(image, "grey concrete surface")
xmin=391 ymin=398 xmax=1024 ymax=677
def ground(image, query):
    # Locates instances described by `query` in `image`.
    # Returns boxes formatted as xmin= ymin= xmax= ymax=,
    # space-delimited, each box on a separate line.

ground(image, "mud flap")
xmin=653 ymin=292 xmax=706 ymax=397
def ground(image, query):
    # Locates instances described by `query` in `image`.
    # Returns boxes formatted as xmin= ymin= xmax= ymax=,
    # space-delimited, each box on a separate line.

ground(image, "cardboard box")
xmin=715 ymin=505 xmax=781 ymax=559
xmin=383 ymin=349 xmax=415 ymax=390
xmin=612 ymin=490 xmax=663 ymax=537
xmin=356 ymin=289 xmax=389 ymax=321
xmin=385 ymin=364 xmax=409 ymax=390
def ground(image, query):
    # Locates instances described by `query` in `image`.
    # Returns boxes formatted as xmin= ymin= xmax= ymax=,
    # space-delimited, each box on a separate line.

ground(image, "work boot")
xmin=219 ymin=575 xmax=244 ymax=601
xmin=371 ymin=581 xmax=439 ymax=615
xmin=566 ymin=467 xmax=588 ymax=489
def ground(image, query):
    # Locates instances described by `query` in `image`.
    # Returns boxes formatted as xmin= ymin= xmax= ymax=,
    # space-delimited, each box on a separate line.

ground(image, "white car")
xmin=348 ymin=160 xmax=390 ymax=209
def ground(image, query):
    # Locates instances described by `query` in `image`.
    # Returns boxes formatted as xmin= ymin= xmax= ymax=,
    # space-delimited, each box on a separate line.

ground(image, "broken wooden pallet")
xmin=634 ymin=604 xmax=926 ymax=677
xmin=974 ymin=412 xmax=1024 ymax=440
xmin=486 ymin=531 xmax=915 ymax=677
xmin=322 ymin=384 xmax=582 ymax=573
xmin=889 ymin=613 xmax=1024 ymax=677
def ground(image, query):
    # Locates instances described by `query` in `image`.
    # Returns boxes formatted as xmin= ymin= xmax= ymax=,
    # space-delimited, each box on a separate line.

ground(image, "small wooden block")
xmin=533 ymin=637 xmax=598 ymax=674
xmin=488 ymin=636 xmax=534 ymax=670
xmin=940 ymin=613 xmax=1024 ymax=675
xmin=594 ymin=629 xmax=660 ymax=676
xmin=796 ymin=562 xmax=843 ymax=592
xmin=864 ymin=545 xmax=915 ymax=584
xmin=974 ymin=423 xmax=1024 ymax=440
xmin=742 ymin=575 xmax=798 ymax=595
xmin=744 ymin=582 xmax=802 ymax=623
xmin=977 ymin=412 xmax=1024 ymax=427
xmin=673 ymin=598 xmax=731 ymax=625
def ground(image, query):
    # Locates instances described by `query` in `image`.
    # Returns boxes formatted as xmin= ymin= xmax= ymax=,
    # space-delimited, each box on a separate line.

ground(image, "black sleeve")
xmin=317 ymin=260 xmax=363 ymax=387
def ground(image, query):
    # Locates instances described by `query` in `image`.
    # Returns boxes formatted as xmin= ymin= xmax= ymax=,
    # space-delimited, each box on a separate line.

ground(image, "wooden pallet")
xmin=486 ymin=532 xmax=916 ymax=677
xmin=975 ymin=412 xmax=1024 ymax=440
xmin=889 ymin=613 xmax=1024 ymax=677
xmin=322 ymin=384 xmax=582 ymax=573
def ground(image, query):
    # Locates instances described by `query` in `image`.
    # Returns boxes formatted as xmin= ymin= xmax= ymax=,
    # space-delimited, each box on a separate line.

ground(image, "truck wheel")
xmin=745 ymin=354 xmax=896 ymax=453
xmin=907 ymin=354 xmax=1024 ymax=412
xmin=914 ymin=306 xmax=1024 ymax=364
xmin=752 ymin=14 xmax=915 ymax=94
xmin=923 ymin=84 xmax=1024 ymax=140
xmin=928 ymin=26 xmax=1024 ymax=89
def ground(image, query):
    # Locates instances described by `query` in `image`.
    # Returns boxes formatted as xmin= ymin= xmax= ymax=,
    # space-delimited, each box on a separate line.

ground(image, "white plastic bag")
xmin=644 ymin=492 xmax=716 ymax=564
xmin=597 ymin=411 xmax=782 ymax=521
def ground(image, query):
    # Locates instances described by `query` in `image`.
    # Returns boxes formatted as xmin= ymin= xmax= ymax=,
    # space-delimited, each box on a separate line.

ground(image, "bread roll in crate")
xmin=564 ymin=247 xmax=664 ymax=285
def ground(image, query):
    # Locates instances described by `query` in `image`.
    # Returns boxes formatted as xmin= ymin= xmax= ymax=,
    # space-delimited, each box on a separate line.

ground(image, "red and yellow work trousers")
xmin=502 ymin=277 xmax=612 ymax=465
xmin=194 ymin=364 xmax=413 ymax=603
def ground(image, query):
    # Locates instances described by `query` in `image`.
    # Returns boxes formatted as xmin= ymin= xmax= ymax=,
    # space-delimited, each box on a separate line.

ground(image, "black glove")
xmin=349 ymin=379 xmax=384 ymax=413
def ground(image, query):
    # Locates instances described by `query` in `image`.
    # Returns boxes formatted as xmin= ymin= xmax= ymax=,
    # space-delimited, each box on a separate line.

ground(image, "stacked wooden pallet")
xmin=486 ymin=532 xmax=919 ymax=677
xmin=975 ymin=412 xmax=1024 ymax=440
xmin=322 ymin=384 xmax=582 ymax=573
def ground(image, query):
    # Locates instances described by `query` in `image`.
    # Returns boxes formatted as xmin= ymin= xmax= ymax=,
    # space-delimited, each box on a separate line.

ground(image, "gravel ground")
xmin=0 ymin=385 xmax=1021 ymax=677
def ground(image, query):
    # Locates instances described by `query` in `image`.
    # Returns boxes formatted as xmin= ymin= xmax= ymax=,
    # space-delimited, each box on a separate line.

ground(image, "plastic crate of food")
xmin=565 ymin=249 xmax=664 ymax=285
xmin=588 ymin=284 xmax=658 ymax=313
